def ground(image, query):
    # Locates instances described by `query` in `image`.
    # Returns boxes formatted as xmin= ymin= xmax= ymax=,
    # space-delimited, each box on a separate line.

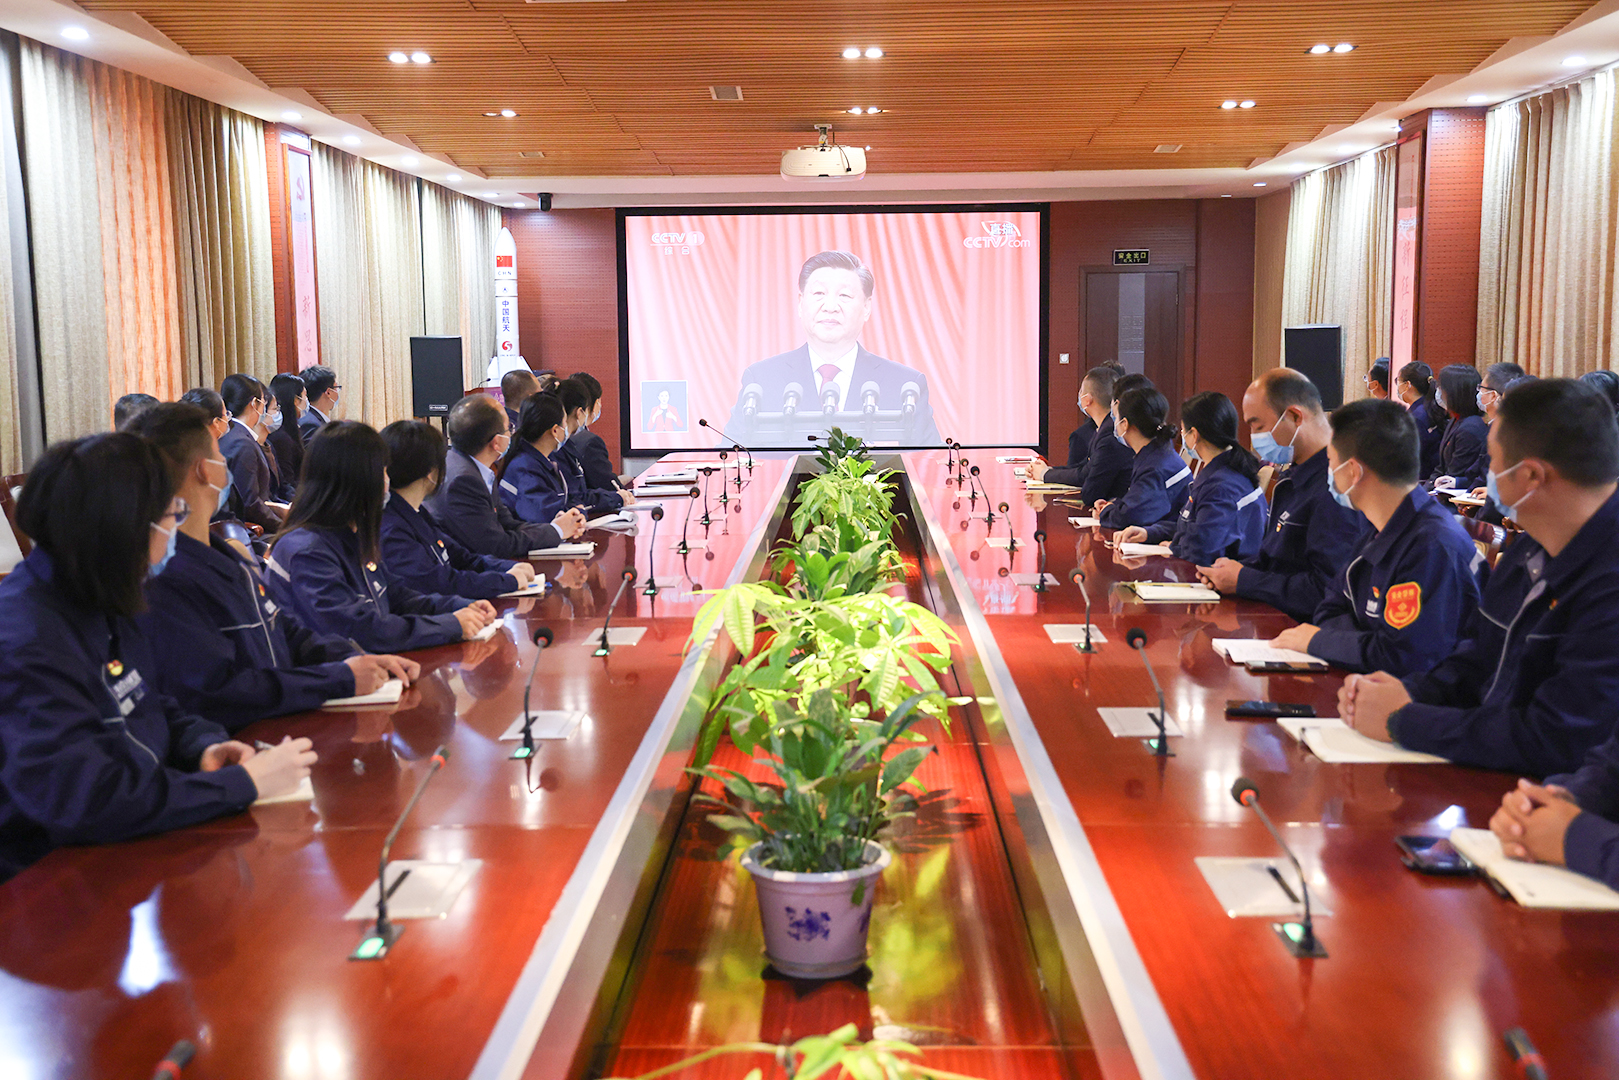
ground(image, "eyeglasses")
xmin=157 ymin=498 xmax=191 ymax=527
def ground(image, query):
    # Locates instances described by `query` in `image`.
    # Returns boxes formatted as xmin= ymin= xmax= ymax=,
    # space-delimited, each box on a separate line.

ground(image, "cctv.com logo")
xmin=963 ymin=222 xmax=1031 ymax=249
xmin=651 ymin=231 xmax=705 ymax=256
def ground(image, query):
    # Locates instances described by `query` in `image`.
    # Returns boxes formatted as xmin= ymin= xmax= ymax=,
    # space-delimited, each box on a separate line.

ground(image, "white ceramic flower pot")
xmin=742 ymin=840 xmax=891 ymax=979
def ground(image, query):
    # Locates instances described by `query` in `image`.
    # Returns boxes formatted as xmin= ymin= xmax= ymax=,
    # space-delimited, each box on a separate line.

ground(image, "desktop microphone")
xmin=594 ymin=568 xmax=639 ymax=657
xmin=782 ymin=382 xmax=803 ymax=416
xmin=1069 ymin=567 xmax=1096 ymax=652
xmin=697 ymin=466 xmax=717 ymax=526
xmin=945 ymin=438 xmax=958 ymax=474
xmin=1231 ymin=777 xmax=1327 ymax=958
xmin=900 ymin=381 xmax=920 ymax=418
xmin=697 ymin=418 xmax=754 ymax=470
xmin=512 ymin=626 xmax=555 ymax=760
xmin=1125 ymin=628 xmax=1172 ymax=756
xmin=860 ymin=380 xmax=881 ymax=415
xmin=677 ymin=485 xmax=699 ymax=555
xmin=150 ymin=1041 xmax=196 ymax=1080
xmin=1033 ymin=529 xmax=1047 ymax=591
xmin=1503 ymin=1028 xmax=1548 ymax=1080
xmin=644 ymin=506 xmax=664 ymax=596
xmin=353 ymin=745 xmax=451 ymax=959
xmin=968 ymin=465 xmax=982 ymax=508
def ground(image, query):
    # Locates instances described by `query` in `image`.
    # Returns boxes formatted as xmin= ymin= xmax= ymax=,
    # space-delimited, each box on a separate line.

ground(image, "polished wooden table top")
xmin=905 ymin=449 xmax=1619 ymax=1080
xmin=0 ymin=459 xmax=787 ymax=1080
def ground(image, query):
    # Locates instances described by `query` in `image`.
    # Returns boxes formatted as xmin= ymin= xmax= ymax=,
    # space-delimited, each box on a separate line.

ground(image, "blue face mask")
xmin=1113 ymin=417 xmax=1129 ymax=446
xmin=1328 ymin=460 xmax=1358 ymax=509
xmin=150 ymin=522 xmax=178 ymax=576
xmin=1486 ymin=460 xmax=1532 ymax=517
xmin=1251 ymin=412 xmax=1297 ymax=465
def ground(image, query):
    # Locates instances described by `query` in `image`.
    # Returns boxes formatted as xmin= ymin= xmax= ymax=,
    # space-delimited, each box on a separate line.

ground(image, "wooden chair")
xmin=1453 ymin=512 xmax=1506 ymax=569
xmin=0 ymin=471 xmax=29 ymax=574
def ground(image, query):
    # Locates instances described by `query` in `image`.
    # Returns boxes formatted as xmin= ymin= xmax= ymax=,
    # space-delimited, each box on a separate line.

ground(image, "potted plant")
xmin=690 ymin=690 xmax=936 ymax=979
xmin=604 ymin=1022 xmax=982 ymax=1080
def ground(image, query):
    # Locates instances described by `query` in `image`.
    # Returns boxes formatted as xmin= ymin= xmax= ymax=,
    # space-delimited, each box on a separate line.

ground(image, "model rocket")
xmin=495 ymin=227 xmax=518 ymax=358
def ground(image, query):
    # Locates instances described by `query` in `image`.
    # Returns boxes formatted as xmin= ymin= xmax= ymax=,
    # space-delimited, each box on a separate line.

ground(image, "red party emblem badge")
xmin=1384 ymin=581 xmax=1422 ymax=630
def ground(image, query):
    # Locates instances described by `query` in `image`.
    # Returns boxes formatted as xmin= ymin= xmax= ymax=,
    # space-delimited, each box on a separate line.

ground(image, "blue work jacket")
xmin=138 ymin=532 xmax=356 ymax=731
xmin=554 ymin=439 xmax=624 ymax=516
xmin=1391 ymin=489 xmax=1619 ymax=775
xmin=0 ymin=550 xmax=256 ymax=880
xmin=1409 ymin=398 xmax=1447 ymax=480
xmin=499 ymin=441 xmax=573 ymax=525
xmin=266 ymin=527 xmax=465 ymax=654
xmin=1429 ymin=414 xmax=1490 ymax=491
xmin=1098 ymin=440 xmax=1192 ymax=530
xmin=1307 ymin=487 xmax=1486 ymax=676
xmin=381 ymin=495 xmax=518 ymax=601
xmin=1551 ymin=730 xmax=1619 ymax=891
xmin=1146 ymin=449 xmax=1267 ymax=566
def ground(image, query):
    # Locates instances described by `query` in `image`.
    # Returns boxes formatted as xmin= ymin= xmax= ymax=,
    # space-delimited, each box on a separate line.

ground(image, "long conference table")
xmin=1 ymin=449 xmax=1615 ymax=1080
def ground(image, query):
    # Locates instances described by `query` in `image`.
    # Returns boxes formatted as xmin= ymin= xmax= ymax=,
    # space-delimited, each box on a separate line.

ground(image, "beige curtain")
xmin=1477 ymin=71 xmax=1619 ymax=377
xmin=313 ymin=143 xmax=424 ymax=429
xmin=1281 ymin=145 xmax=1397 ymax=396
xmin=167 ymin=93 xmax=276 ymax=390
xmin=0 ymin=102 xmax=19 ymax=475
xmin=421 ymin=183 xmax=500 ymax=390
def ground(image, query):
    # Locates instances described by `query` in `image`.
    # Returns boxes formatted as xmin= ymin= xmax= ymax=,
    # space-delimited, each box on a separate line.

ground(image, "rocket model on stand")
xmin=486 ymin=226 xmax=530 ymax=385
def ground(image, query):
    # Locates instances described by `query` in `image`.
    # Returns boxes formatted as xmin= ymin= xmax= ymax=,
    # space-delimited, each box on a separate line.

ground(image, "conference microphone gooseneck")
xmin=595 ymin=568 xmax=639 ymax=657
xmin=698 ymin=467 xmax=716 ymax=526
xmin=150 ymin=1040 xmax=196 ymax=1080
xmin=716 ymin=451 xmax=731 ymax=507
xmin=968 ymin=465 xmax=982 ymax=509
xmin=351 ymin=744 xmax=451 ymax=960
xmin=644 ymin=505 xmax=664 ymax=596
xmin=1033 ymin=529 xmax=1048 ymax=591
xmin=512 ymin=626 xmax=555 ymax=761
xmin=1126 ymin=627 xmax=1172 ymax=756
xmin=1504 ymin=1027 xmax=1548 ymax=1080
xmin=677 ymin=485 xmax=699 ymax=555
xmin=1070 ymin=567 xmax=1096 ymax=651
xmin=1231 ymin=777 xmax=1328 ymax=959
xmin=955 ymin=448 xmax=967 ymax=487
xmin=945 ymin=437 xmax=957 ymax=475
xmin=697 ymin=417 xmax=754 ymax=472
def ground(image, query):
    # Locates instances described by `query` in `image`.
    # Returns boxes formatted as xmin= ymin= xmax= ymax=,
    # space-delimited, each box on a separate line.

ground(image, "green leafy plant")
xmin=604 ymin=1022 xmax=982 ymax=1080
xmin=790 ymin=456 xmax=899 ymax=539
xmin=691 ymin=690 xmax=934 ymax=875
xmin=772 ymin=518 xmax=903 ymax=600
xmin=812 ymin=426 xmax=872 ymax=470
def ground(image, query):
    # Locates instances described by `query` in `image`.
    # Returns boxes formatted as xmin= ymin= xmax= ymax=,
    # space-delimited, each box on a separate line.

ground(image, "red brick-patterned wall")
xmin=1402 ymin=108 xmax=1487 ymax=371
xmin=264 ymin=124 xmax=295 ymax=375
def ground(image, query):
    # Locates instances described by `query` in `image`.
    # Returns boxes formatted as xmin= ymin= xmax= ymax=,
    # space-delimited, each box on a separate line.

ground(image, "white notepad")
xmin=1096 ymin=706 xmax=1184 ymax=738
xmin=1450 ymin=828 xmax=1619 ymax=910
xmin=1277 ymin=716 xmax=1448 ymax=763
xmin=996 ymin=455 xmax=1039 ymax=464
xmin=635 ymin=486 xmax=696 ymax=499
xmin=640 ymin=470 xmax=698 ymax=485
xmin=1212 ymin=639 xmax=1326 ymax=668
xmin=582 ymin=626 xmax=647 ymax=648
xmin=585 ymin=512 xmax=637 ymax=531
xmin=529 ymin=542 xmax=597 ymax=559
xmin=1129 ymin=581 xmax=1221 ymax=603
xmin=499 ymin=710 xmax=587 ymax=741
xmin=467 ymin=621 xmax=503 ymax=643
xmin=497 ymin=576 xmax=547 ymax=599
xmin=1196 ymin=856 xmax=1333 ymax=919
xmin=1117 ymin=542 xmax=1172 ymax=557
xmin=1025 ymin=483 xmax=1080 ymax=492
xmin=1068 ymin=516 xmax=1100 ymax=527
xmin=254 ymin=775 xmax=314 ymax=806
xmin=323 ymin=678 xmax=405 ymax=708
xmin=1043 ymin=623 xmax=1108 ymax=645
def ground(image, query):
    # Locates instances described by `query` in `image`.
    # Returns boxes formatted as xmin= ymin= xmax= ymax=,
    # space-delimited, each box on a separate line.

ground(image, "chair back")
xmin=0 ymin=472 xmax=29 ymax=571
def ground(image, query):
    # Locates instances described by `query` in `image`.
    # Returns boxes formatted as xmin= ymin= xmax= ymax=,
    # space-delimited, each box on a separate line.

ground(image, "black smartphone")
xmin=1396 ymin=835 xmax=1474 ymax=876
xmin=1246 ymin=660 xmax=1329 ymax=673
xmin=1225 ymin=700 xmax=1318 ymax=719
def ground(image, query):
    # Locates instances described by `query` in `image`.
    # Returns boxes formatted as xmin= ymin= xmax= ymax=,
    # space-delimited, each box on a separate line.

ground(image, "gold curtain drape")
xmin=421 ymin=182 xmax=500 ymax=391
xmin=0 ymin=103 xmax=19 ymax=475
xmin=1281 ymin=145 xmax=1397 ymax=397
xmin=313 ymin=143 xmax=424 ymax=429
xmin=1477 ymin=70 xmax=1619 ymax=377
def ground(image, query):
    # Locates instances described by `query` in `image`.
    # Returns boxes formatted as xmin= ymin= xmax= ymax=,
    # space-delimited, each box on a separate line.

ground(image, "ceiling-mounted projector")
xmin=781 ymin=125 xmax=866 ymax=181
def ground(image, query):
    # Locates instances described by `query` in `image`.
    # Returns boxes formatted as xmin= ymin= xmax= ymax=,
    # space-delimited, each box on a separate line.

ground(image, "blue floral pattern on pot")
xmin=785 ymin=907 xmax=832 ymax=941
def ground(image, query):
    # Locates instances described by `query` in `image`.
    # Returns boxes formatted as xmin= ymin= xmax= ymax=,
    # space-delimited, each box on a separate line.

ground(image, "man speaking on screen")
xmin=726 ymin=250 xmax=943 ymax=446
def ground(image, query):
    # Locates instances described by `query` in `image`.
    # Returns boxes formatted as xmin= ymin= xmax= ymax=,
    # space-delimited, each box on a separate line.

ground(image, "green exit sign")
xmin=1113 ymin=249 xmax=1151 ymax=265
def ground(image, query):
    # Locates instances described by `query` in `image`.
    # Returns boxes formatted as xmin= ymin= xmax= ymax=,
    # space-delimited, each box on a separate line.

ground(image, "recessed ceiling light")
xmin=1254 ymin=182 xmax=1268 ymax=187
xmin=1333 ymin=42 xmax=1355 ymax=53
xmin=500 ymin=109 xmax=518 ymax=118
xmin=342 ymin=135 xmax=362 ymax=147
xmin=1221 ymin=193 xmax=1233 ymax=197
xmin=1239 ymin=100 xmax=1256 ymax=109
xmin=1467 ymin=94 xmax=1490 ymax=105
xmin=842 ymin=47 xmax=861 ymax=59
xmin=388 ymin=52 xmax=409 ymax=64
xmin=281 ymin=110 xmax=302 ymax=122
xmin=1221 ymin=100 xmax=1238 ymax=110
xmin=484 ymin=111 xmax=499 ymax=117
xmin=1563 ymin=56 xmax=1588 ymax=68
xmin=447 ymin=173 xmax=461 ymax=182
xmin=61 ymin=26 xmax=89 ymax=41
xmin=867 ymin=107 xmax=881 ymax=114
xmin=400 ymin=155 xmax=418 ymax=167
xmin=411 ymin=51 xmax=433 ymax=65
xmin=865 ymin=47 xmax=883 ymax=59
xmin=849 ymin=107 xmax=864 ymax=114
xmin=1308 ymin=44 xmax=1331 ymax=55
xmin=865 ymin=145 xmax=872 ymax=150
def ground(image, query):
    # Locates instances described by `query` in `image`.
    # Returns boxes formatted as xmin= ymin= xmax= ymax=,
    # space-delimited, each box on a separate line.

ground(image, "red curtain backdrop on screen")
xmin=624 ymin=210 xmax=1041 ymax=451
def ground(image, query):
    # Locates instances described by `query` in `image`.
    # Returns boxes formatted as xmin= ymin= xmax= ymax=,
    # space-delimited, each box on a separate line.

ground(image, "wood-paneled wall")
xmin=507 ymin=199 xmax=1257 ymax=466
xmin=1251 ymin=189 xmax=1291 ymax=375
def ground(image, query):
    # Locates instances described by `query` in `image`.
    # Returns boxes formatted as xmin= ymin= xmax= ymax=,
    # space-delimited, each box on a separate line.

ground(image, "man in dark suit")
xmin=567 ymin=371 xmax=625 ymax=490
xmin=501 ymin=369 xmax=540 ymax=433
xmin=425 ymin=394 xmax=585 ymax=559
xmin=725 ymin=250 xmax=942 ymax=446
xmin=298 ymin=366 xmax=340 ymax=440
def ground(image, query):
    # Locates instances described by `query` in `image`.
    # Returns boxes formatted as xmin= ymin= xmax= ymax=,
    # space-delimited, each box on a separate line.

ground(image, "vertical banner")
xmin=1390 ymin=133 xmax=1423 ymax=379
xmin=495 ymin=226 xmax=518 ymax=360
xmin=285 ymin=143 xmax=320 ymax=371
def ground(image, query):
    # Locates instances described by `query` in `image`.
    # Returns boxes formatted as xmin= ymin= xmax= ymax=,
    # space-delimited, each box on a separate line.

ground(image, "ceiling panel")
xmin=76 ymin=0 xmax=1600 ymax=176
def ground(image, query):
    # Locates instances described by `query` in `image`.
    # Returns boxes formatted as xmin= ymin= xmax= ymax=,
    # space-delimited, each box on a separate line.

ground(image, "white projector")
xmin=780 ymin=142 xmax=866 ymax=181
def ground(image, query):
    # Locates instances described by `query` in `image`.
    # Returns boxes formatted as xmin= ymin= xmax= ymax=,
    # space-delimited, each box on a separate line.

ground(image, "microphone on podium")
xmin=738 ymin=384 xmax=762 ymax=418
xmin=644 ymin=505 xmax=664 ymax=596
xmin=900 ymin=381 xmax=920 ymax=418
xmin=782 ymin=382 xmax=803 ymax=417
xmin=1069 ymin=567 xmax=1096 ymax=652
xmin=595 ymin=568 xmax=639 ymax=657
xmin=352 ymin=745 xmax=452 ymax=960
xmin=513 ymin=626 xmax=555 ymax=760
xmin=1125 ymin=628 xmax=1171 ymax=756
xmin=860 ymin=381 xmax=881 ymax=415
xmin=1033 ymin=529 xmax=1047 ymax=591
xmin=1231 ymin=777 xmax=1328 ymax=958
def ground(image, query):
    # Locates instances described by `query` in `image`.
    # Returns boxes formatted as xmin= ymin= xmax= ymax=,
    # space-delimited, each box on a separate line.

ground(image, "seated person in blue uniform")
xmin=1491 ymin=723 xmax=1619 ymax=890
xmin=1271 ymin=399 xmax=1485 ymax=677
xmin=219 ymin=373 xmax=285 ymax=531
xmin=1095 ymin=385 xmax=1192 ymax=530
xmin=266 ymin=422 xmax=497 ymax=654
xmin=568 ymin=370 xmax=628 ymax=491
xmin=501 ymin=368 xmax=540 ymax=433
xmin=1341 ymin=378 xmax=1619 ymax=775
xmin=1117 ymin=391 xmax=1266 ymax=566
xmin=1427 ymin=363 xmax=1490 ymax=492
xmin=554 ymin=377 xmax=633 ymax=516
xmin=130 ymin=404 xmax=417 ymax=730
xmin=1031 ymin=366 xmax=1127 ymax=497
xmin=1197 ymin=368 xmax=1371 ymax=622
xmin=498 ymin=393 xmax=583 ymax=525
xmin=380 ymin=420 xmax=537 ymax=601
xmin=1395 ymin=362 xmax=1447 ymax=480
xmin=0 ymin=432 xmax=315 ymax=881
xmin=266 ymin=372 xmax=308 ymax=501
xmin=426 ymin=394 xmax=585 ymax=559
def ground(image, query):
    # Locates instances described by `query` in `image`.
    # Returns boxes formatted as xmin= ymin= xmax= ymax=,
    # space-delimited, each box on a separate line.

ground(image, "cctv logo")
xmin=651 ymin=231 xmax=705 ymax=256
xmin=963 ymin=222 xmax=1031 ymax=249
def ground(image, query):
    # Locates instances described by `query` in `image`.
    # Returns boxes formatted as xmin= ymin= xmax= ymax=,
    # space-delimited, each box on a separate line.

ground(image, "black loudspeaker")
xmin=410 ymin=336 xmax=463 ymax=418
xmin=1284 ymin=325 xmax=1343 ymax=410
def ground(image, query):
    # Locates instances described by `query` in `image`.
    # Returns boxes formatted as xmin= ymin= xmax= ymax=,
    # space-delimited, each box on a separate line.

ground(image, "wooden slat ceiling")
xmin=78 ymin=0 xmax=1600 ymax=176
